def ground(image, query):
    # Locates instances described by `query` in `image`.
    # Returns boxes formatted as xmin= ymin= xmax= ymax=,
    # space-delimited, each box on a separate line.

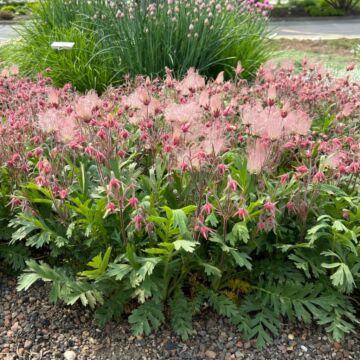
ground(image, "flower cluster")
xmin=0 ymin=60 xmax=359 ymax=238
xmin=1 ymin=61 xmax=359 ymax=344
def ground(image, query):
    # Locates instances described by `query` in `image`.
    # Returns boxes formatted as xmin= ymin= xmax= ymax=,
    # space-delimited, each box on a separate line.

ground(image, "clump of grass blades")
xmin=3 ymin=23 xmax=120 ymax=93
xmin=4 ymin=0 xmax=273 ymax=91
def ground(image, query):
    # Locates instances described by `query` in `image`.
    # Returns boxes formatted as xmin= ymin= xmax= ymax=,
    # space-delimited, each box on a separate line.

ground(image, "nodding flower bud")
xmin=201 ymin=202 xmax=213 ymax=215
xmin=109 ymin=177 xmax=121 ymax=191
xmin=263 ymin=201 xmax=276 ymax=213
xmin=106 ymin=202 xmax=116 ymax=213
xmin=227 ymin=179 xmax=237 ymax=191
xmin=237 ymin=207 xmax=248 ymax=220
xmin=117 ymin=149 xmax=126 ymax=158
xmin=34 ymin=147 xmax=44 ymax=157
xmin=313 ymin=171 xmax=326 ymax=183
xmin=181 ymin=122 xmax=191 ymax=133
xmin=59 ymin=189 xmax=68 ymax=200
xmin=11 ymin=153 xmax=21 ymax=162
xmin=279 ymin=173 xmax=289 ymax=184
xmin=180 ymin=162 xmax=189 ymax=172
xmin=295 ymin=165 xmax=308 ymax=174
xmin=286 ymin=201 xmax=295 ymax=212
xmin=96 ymin=128 xmax=107 ymax=140
xmin=133 ymin=214 xmax=144 ymax=231
xmin=195 ymin=225 xmax=211 ymax=240
xmin=128 ymin=196 xmax=139 ymax=209
xmin=235 ymin=61 xmax=243 ymax=76
xmin=164 ymin=144 xmax=173 ymax=153
xmin=346 ymin=62 xmax=356 ymax=71
xmin=217 ymin=163 xmax=226 ymax=175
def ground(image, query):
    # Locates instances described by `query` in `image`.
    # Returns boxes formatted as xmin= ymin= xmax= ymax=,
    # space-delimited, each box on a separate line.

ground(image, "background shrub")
xmin=3 ymin=0 xmax=273 ymax=91
xmin=0 ymin=9 xmax=14 ymax=19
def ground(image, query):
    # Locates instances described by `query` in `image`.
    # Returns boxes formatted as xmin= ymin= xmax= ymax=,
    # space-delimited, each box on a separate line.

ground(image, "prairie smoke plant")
xmin=0 ymin=63 xmax=359 ymax=348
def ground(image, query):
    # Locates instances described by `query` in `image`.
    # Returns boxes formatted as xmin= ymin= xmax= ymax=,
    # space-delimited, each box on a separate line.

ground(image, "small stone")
xmin=165 ymin=341 xmax=176 ymax=351
xmin=244 ymin=342 xmax=251 ymax=349
xmin=205 ymin=350 xmax=217 ymax=359
xmin=235 ymin=350 xmax=242 ymax=358
xmin=10 ymin=322 xmax=19 ymax=332
xmin=300 ymin=345 xmax=308 ymax=352
xmin=17 ymin=348 xmax=25 ymax=357
xmin=24 ymin=340 xmax=33 ymax=349
xmin=63 ymin=350 xmax=77 ymax=360
xmin=288 ymin=334 xmax=294 ymax=340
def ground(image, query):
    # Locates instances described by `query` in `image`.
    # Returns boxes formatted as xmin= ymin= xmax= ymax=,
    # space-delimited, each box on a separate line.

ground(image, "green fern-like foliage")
xmin=0 ymin=243 xmax=30 ymax=271
xmin=169 ymin=289 xmax=193 ymax=340
xmin=17 ymin=260 xmax=104 ymax=308
xmin=128 ymin=299 xmax=165 ymax=336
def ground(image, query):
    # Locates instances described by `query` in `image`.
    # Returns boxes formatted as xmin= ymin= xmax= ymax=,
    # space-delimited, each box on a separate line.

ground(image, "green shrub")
xmin=0 ymin=5 xmax=17 ymax=13
xmin=0 ymin=9 xmax=14 ymax=19
xmin=5 ymin=0 xmax=273 ymax=90
xmin=306 ymin=0 xmax=346 ymax=16
xmin=325 ymin=0 xmax=360 ymax=12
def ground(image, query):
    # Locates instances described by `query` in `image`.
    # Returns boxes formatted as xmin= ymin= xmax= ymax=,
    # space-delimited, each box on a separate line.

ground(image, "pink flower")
xmin=75 ymin=91 xmax=101 ymax=121
xmin=210 ymin=94 xmax=222 ymax=117
xmin=181 ymin=122 xmax=191 ymax=133
xmin=133 ymin=214 xmax=144 ymax=231
xmin=217 ymin=164 xmax=227 ymax=175
xmin=34 ymin=147 xmax=44 ymax=157
xmin=164 ymin=101 xmax=202 ymax=126
xmin=179 ymin=162 xmax=189 ymax=172
xmin=227 ymin=179 xmax=238 ymax=191
xmin=138 ymin=88 xmax=151 ymax=106
xmin=106 ymin=202 xmax=116 ymax=213
xmin=247 ymin=138 xmax=271 ymax=174
xmin=263 ymin=201 xmax=276 ymax=213
xmin=283 ymin=110 xmax=311 ymax=136
xmin=9 ymin=196 xmax=22 ymax=210
xmin=237 ymin=208 xmax=248 ymax=220
xmin=350 ymin=162 xmax=360 ymax=174
xmin=128 ymin=197 xmax=139 ymax=209
xmin=286 ymin=201 xmax=295 ymax=212
xmin=346 ymin=62 xmax=356 ymax=71
xmin=11 ymin=153 xmax=21 ymax=163
xmin=37 ymin=159 xmax=52 ymax=175
xmin=59 ymin=189 xmax=68 ymax=200
xmin=295 ymin=165 xmax=308 ymax=174
xmin=201 ymin=203 xmax=213 ymax=215
xmin=97 ymin=128 xmax=107 ymax=140
xmin=235 ymin=61 xmax=243 ymax=76
xmin=117 ymin=149 xmax=126 ymax=158
xmin=313 ymin=171 xmax=326 ymax=183
xmin=197 ymin=225 xmax=211 ymax=239
xmin=257 ymin=222 xmax=266 ymax=232
xmin=279 ymin=173 xmax=289 ymax=184
xmin=35 ymin=175 xmax=48 ymax=187
xmin=267 ymin=85 xmax=276 ymax=106
xmin=176 ymin=68 xmax=205 ymax=95
xmin=109 ymin=178 xmax=121 ymax=191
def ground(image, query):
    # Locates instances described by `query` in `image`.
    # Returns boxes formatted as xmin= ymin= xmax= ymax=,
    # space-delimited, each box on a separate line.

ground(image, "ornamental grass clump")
xmin=0 ymin=61 xmax=359 ymax=347
xmin=3 ymin=0 xmax=273 ymax=91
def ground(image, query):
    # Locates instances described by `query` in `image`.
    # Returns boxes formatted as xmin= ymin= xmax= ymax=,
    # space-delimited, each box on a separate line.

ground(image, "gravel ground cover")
xmin=1 ymin=274 xmax=359 ymax=360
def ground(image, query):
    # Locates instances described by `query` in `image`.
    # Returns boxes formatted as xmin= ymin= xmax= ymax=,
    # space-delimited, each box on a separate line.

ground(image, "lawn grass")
xmin=270 ymin=38 xmax=360 ymax=79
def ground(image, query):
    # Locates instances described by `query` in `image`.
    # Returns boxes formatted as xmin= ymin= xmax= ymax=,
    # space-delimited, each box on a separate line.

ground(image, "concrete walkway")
xmin=0 ymin=24 xmax=19 ymax=43
xmin=270 ymin=18 xmax=360 ymax=39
